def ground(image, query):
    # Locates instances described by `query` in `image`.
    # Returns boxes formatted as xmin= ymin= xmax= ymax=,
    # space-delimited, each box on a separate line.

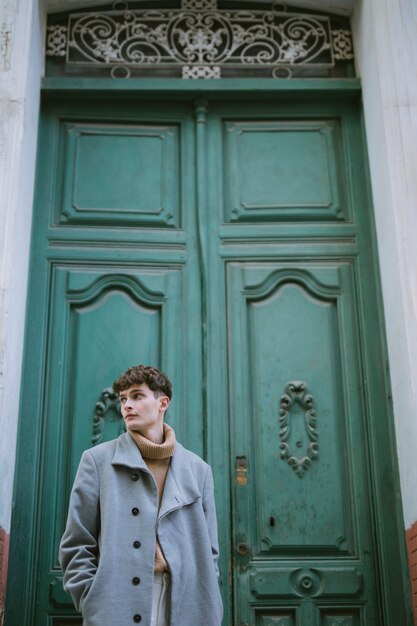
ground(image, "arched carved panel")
xmin=227 ymin=262 xmax=355 ymax=559
xmin=67 ymin=272 xmax=165 ymax=306
xmin=243 ymin=267 xmax=341 ymax=300
xmin=51 ymin=266 xmax=184 ymax=481
xmin=69 ymin=276 xmax=163 ymax=462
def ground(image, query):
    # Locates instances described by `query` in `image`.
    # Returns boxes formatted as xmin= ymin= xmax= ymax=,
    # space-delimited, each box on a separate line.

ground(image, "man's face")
xmin=119 ymin=383 xmax=169 ymax=434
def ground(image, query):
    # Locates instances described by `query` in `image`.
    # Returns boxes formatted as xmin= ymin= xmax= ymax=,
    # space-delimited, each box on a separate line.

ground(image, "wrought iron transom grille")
xmin=46 ymin=1 xmax=355 ymax=79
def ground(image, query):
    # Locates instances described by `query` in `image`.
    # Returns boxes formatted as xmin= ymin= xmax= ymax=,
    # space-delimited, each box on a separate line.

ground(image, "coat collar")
xmin=111 ymin=431 xmax=149 ymax=471
xmin=111 ymin=432 xmax=201 ymax=515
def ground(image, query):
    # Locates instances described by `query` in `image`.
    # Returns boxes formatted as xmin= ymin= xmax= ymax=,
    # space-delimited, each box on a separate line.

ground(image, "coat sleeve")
xmin=59 ymin=450 xmax=100 ymax=611
xmin=202 ymin=465 xmax=220 ymax=578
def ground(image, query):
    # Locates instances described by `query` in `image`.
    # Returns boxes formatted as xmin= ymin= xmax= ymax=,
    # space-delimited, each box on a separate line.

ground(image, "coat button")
xmin=133 ymin=615 xmax=142 ymax=623
xmin=133 ymin=541 xmax=141 ymax=549
xmin=132 ymin=576 xmax=140 ymax=585
xmin=131 ymin=473 xmax=139 ymax=481
xmin=132 ymin=507 xmax=139 ymax=515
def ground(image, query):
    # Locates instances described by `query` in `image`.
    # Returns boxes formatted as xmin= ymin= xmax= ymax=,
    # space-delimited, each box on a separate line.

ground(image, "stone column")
xmin=352 ymin=1 xmax=417 ymax=621
xmin=0 ymin=0 xmax=43 ymax=621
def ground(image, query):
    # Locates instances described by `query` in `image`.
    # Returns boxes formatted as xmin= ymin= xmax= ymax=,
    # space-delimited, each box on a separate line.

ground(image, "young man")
xmin=59 ymin=365 xmax=223 ymax=626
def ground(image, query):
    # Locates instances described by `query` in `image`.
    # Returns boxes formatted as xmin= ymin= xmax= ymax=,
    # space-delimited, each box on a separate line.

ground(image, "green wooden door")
xmin=6 ymin=89 xmax=411 ymax=626
xmin=205 ymin=100 xmax=384 ymax=625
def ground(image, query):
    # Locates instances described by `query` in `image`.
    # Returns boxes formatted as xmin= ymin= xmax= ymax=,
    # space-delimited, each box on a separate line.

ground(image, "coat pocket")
xmin=80 ymin=568 xmax=99 ymax=616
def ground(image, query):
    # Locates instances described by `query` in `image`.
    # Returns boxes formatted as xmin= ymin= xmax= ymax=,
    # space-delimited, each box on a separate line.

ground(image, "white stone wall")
xmin=352 ymin=0 xmax=417 ymax=528
xmin=0 ymin=0 xmax=43 ymax=533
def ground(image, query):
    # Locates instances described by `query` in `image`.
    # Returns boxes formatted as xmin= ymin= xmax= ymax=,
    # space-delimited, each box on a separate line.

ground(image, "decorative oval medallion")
xmin=290 ymin=568 xmax=323 ymax=597
xmin=279 ymin=381 xmax=319 ymax=478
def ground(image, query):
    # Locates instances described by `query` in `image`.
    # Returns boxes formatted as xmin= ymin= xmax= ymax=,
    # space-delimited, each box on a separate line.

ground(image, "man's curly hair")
xmin=112 ymin=365 xmax=172 ymax=399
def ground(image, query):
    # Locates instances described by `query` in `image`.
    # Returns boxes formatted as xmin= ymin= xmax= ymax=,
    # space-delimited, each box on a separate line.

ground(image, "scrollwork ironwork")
xmin=331 ymin=28 xmax=353 ymax=60
xmin=45 ymin=1 xmax=354 ymax=79
xmin=46 ymin=25 xmax=68 ymax=56
xmin=183 ymin=64 xmax=220 ymax=78
xmin=182 ymin=0 xmax=217 ymax=9
xmin=279 ymin=381 xmax=319 ymax=478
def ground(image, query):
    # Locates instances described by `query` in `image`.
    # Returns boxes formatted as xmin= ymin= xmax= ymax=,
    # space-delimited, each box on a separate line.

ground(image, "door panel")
xmin=58 ymin=121 xmax=181 ymax=226
xmin=36 ymin=264 xmax=186 ymax=624
xmin=227 ymin=262 xmax=373 ymax=622
xmin=223 ymin=119 xmax=347 ymax=222
xmin=65 ymin=266 xmax=183 ymax=472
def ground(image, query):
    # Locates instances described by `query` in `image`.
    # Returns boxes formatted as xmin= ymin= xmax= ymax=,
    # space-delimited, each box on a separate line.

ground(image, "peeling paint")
xmin=0 ymin=527 xmax=10 ymax=626
xmin=406 ymin=521 xmax=417 ymax=624
xmin=0 ymin=26 xmax=12 ymax=72
xmin=0 ymin=0 xmax=18 ymax=75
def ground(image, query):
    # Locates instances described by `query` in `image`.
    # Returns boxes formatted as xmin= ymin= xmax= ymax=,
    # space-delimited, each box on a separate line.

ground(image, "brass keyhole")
xmin=236 ymin=542 xmax=249 ymax=556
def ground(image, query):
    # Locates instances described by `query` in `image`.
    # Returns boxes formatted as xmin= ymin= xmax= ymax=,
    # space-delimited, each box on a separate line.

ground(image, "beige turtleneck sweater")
xmin=128 ymin=423 xmax=176 ymax=573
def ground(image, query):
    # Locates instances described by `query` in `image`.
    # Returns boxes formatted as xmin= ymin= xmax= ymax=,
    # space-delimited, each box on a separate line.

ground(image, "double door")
xmin=7 ymin=92 xmax=408 ymax=625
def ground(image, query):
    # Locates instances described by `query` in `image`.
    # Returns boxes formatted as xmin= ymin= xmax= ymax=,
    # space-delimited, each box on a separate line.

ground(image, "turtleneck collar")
xmin=128 ymin=423 xmax=176 ymax=460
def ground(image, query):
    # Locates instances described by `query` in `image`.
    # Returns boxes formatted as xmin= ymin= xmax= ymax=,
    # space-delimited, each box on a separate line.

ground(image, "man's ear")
xmin=160 ymin=396 xmax=170 ymax=412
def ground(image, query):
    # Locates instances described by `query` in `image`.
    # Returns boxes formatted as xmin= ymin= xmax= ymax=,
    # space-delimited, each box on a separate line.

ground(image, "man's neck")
xmin=138 ymin=424 xmax=164 ymax=445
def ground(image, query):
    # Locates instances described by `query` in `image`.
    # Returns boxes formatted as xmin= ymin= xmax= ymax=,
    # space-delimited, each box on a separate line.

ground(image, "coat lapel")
xmin=111 ymin=434 xmax=201 ymax=516
xmin=111 ymin=432 xmax=149 ymax=471
xmin=158 ymin=443 xmax=202 ymax=518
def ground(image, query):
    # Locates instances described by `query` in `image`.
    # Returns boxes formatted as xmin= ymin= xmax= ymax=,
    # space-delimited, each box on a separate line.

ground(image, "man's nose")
xmin=124 ymin=398 xmax=134 ymax=409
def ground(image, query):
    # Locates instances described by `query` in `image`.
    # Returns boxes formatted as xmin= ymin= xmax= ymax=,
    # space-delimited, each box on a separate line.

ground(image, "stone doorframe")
xmin=0 ymin=0 xmax=416 ymax=623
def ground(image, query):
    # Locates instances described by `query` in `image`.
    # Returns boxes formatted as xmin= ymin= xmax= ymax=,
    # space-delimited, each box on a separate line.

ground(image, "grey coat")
xmin=59 ymin=432 xmax=223 ymax=626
